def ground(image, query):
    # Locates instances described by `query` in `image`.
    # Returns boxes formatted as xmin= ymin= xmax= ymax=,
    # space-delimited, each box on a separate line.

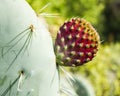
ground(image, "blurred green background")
xmin=27 ymin=0 xmax=120 ymax=96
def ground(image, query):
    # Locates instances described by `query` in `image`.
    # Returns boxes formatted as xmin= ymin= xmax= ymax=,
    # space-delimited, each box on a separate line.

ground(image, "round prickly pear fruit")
xmin=55 ymin=18 xmax=100 ymax=67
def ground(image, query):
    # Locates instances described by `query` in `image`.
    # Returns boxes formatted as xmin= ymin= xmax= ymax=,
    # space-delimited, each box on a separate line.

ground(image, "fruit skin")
xmin=55 ymin=18 xmax=100 ymax=67
xmin=0 ymin=0 xmax=59 ymax=96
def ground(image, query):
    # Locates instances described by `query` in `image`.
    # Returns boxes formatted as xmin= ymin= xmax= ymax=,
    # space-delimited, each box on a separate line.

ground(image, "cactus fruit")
xmin=55 ymin=18 xmax=100 ymax=66
xmin=0 ymin=0 xmax=59 ymax=96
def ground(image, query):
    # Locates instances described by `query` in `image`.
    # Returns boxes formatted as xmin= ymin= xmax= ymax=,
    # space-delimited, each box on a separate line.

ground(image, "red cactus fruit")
xmin=55 ymin=18 xmax=100 ymax=67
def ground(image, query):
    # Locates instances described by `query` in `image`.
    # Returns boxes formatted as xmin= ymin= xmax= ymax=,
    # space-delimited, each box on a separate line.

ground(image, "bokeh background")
xmin=27 ymin=0 xmax=120 ymax=96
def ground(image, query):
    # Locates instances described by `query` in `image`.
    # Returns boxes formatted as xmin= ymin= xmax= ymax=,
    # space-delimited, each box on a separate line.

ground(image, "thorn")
xmin=79 ymin=52 xmax=84 ymax=57
xmin=77 ymin=27 xmax=81 ymax=31
xmin=59 ymin=53 xmax=64 ymax=58
xmin=64 ymin=45 xmax=68 ymax=50
xmin=87 ymin=52 xmax=92 ymax=56
xmin=63 ymin=25 xmax=67 ymax=30
xmin=86 ymin=58 xmax=90 ymax=61
xmin=76 ymin=59 xmax=81 ymax=63
xmin=17 ymin=71 xmax=24 ymax=92
xmin=66 ymin=57 xmax=71 ymax=61
xmin=82 ymin=35 xmax=86 ymax=39
xmin=57 ymin=45 xmax=60 ymax=50
xmin=61 ymin=37 xmax=65 ymax=42
xmin=68 ymin=34 xmax=72 ymax=40
xmin=86 ymin=44 xmax=90 ymax=48
xmin=70 ymin=26 xmax=74 ymax=30
xmin=79 ymin=43 xmax=83 ymax=47
xmin=38 ymin=3 xmax=51 ymax=13
xmin=30 ymin=25 xmax=35 ymax=32
xmin=70 ymin=51 xmax=76 ymax=56
xmin=100 ymin=40 xmax=104 ymax=44
xmin=93 ymin=49 xmax=97 ymax=53
xmin=76 ymin=34 xmax=80 ymax=38
xmin=72 ymin=64 xmax=76 ymax=67
xmin=71 ymin=42 xmax=75 ymax=47
xmin=60 ymin=66 xmax=75 ymax=81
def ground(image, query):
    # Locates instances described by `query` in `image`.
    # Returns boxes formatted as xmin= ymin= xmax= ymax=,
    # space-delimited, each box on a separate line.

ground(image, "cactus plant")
xmin=0 ymin=0 xmax=59 ymax=96
xmin=55 ymin=18 xmax=100 ymax=66
xmin=0 ymin=0 xmax=101 ymax=95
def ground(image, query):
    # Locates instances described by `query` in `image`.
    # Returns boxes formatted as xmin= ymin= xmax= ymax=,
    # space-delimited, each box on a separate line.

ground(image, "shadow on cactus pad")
xmin=60 ymin=75 xmax=95 ymax=96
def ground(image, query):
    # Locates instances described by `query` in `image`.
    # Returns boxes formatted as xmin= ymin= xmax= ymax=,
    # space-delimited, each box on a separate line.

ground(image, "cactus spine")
xmin=0 ymin=0 xmax=59 ymax=96
xmin=60 ymin=75 xmax=95 ymax=96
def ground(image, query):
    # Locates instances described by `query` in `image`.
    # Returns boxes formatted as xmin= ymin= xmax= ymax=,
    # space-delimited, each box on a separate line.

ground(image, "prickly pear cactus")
xmin=55 ymin=18 xmax=100 ymax=66
xmin=0 ymin=0 xmax=59 ymax=96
